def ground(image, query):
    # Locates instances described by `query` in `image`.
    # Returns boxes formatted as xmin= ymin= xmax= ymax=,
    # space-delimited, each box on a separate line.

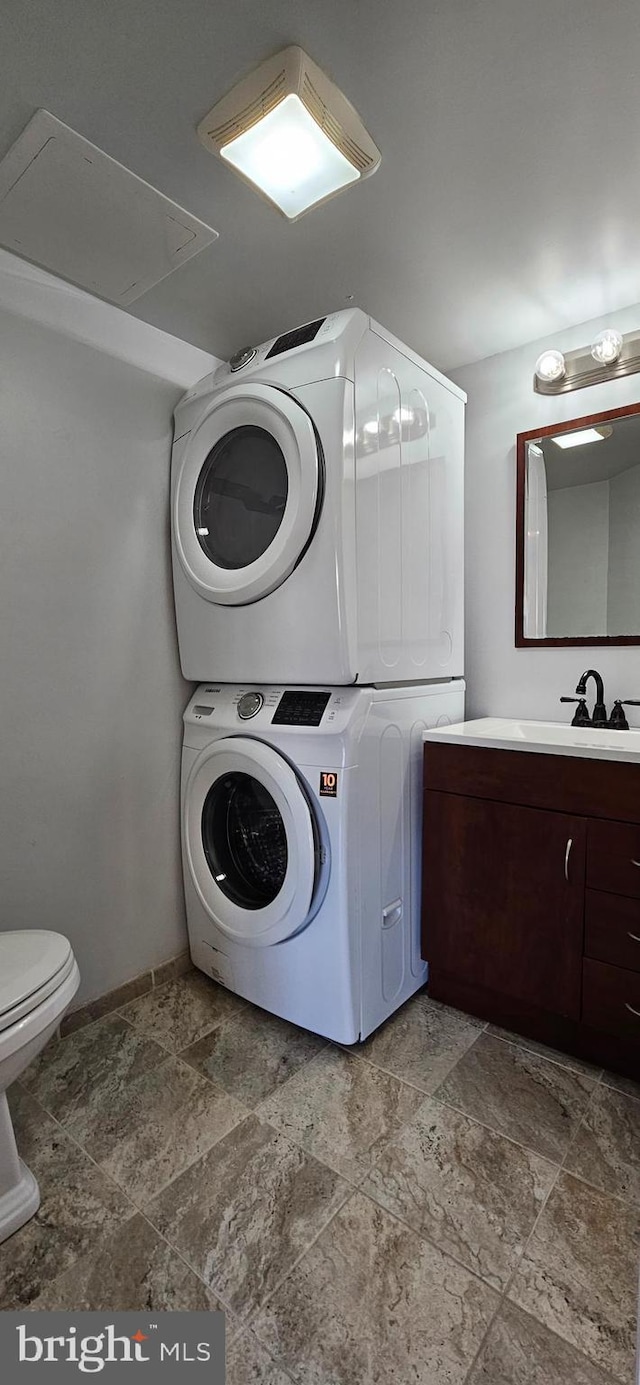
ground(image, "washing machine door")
xmin=174 ymin=383 xmax=323 ymax=606
xmin=184 ymin=737 xmax=319 ymax=946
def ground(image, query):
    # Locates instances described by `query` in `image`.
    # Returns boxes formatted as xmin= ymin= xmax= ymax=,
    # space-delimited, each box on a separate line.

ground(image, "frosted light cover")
xmin=220 ymin=94 xmax=360 ymax=219
xmin=551 ymin=427 xmax=608 ymax=448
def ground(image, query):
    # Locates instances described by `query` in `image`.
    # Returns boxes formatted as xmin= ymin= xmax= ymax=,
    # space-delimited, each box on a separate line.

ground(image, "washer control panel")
xmin=272 ymin=690 xmax=331 ymax=727
xmin=184 ymin=685 xmax=363 ymax=740
xmin=237 ymin=690 xmax=264 ymax=720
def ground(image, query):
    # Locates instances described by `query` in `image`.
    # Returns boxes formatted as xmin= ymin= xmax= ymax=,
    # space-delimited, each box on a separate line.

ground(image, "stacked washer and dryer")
xmin=171 ymin=309 xmax=465 ymax=1043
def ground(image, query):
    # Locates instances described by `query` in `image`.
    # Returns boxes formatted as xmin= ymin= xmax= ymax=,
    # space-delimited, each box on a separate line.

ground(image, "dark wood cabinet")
xmin=424 ymin=793 xmax=586 ymax=1018
xmin=422 ymin=742 xmax=640 ymax=1080
xmin=585 ymin=891 xmax=640 ymax=974
xmin=582 ymin=959 xmax=640 ymax=1042
xmin=586 ymin=820 xmax=640 ymax=899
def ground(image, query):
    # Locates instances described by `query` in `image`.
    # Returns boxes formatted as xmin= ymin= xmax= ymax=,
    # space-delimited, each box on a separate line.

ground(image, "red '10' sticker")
xmin=319 ymin=771 xmax=338 ymax=797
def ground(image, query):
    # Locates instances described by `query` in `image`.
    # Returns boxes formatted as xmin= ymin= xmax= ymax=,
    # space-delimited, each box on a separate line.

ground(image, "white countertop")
xmin=423 ymin=717 xmax=640 ymax=765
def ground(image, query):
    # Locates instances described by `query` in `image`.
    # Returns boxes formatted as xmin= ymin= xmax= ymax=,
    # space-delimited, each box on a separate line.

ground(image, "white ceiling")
xmin=3 ymin=0 xmax=640 ymax=372
xmin=542 ymin=412 xmax=640 ymax=490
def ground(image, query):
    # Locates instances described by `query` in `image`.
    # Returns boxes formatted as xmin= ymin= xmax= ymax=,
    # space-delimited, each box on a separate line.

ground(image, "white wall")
xmin=453 ymin=301 xmax=640 ymax=724
xmin=547 ymin=480 xmax=609 ymax=637
xmin=0 ymin=263 xmax=217 ymax=1005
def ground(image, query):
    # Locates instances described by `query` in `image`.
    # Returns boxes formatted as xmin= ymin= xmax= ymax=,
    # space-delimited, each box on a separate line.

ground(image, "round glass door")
xmin=193 ymin=427 xmax=288 ymax=570
xmin=201 ymin=771 xmax=288 ymax=909
xmin=174 ymin=383 xmax=322 ymax=606
xmin=184 ymin=737 xmax=318 ymax=946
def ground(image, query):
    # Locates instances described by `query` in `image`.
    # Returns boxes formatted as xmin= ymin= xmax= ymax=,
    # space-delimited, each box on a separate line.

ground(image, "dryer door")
xmin=184 ymin=737 xmax=319 ymax=946
xmin=174 ymin=383 xmax=322 ymax=605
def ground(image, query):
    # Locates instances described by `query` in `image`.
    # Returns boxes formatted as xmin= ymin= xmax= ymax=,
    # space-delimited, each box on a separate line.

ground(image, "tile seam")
xmin=177 ymin=1028 xmax=331 ymax=1109
xmin=486 ymin=1028 xmax=604 ymax=1081
xmin=500 ymin=1108 xmax=637 ymax=1383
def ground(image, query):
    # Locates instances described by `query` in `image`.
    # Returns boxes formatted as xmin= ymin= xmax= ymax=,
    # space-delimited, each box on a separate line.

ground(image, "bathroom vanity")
xmin=422 ymin=720 xmax=640 ymax=1079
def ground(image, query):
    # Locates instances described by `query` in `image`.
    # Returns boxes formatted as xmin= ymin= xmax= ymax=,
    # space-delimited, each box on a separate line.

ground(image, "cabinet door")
xmin=422 ymin=793 xmax=587 ymax=1018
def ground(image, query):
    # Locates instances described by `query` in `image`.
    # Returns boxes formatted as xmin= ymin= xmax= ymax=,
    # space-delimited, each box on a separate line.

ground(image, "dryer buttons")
xmin=229 ymin=346 xmax=256 ymax=372
xmin=237 ymin=691 xmax=264 ymax=720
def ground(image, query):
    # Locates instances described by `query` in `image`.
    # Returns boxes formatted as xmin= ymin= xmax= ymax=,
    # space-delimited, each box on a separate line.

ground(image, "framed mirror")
xmin=516 ymin=403 xmax=640 ymax=646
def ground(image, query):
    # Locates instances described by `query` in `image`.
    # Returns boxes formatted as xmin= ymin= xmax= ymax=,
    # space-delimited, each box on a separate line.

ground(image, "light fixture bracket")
xmin=534 ymin=328 xmax=640 ymax=395
xmin=197 ymin=46 xmax=381 ymax=219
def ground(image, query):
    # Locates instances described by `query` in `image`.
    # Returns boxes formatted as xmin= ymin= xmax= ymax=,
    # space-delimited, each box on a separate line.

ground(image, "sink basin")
xmin=423 ymin=717 xmax=640 ymax=764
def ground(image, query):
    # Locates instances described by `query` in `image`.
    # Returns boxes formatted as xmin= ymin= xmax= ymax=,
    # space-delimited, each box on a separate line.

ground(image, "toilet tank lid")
xmin=0 ymin=930 xmax=73 ymax=1017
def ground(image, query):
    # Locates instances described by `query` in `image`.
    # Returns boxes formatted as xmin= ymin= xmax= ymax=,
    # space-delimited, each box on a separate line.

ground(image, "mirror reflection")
xmin=523 ymin=411 xmax=640 ymax=640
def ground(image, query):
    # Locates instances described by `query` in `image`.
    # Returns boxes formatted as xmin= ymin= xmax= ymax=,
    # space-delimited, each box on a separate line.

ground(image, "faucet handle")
xmin=560 ymin=697 xmax=591 ymax=727
xmin=608 ymin=699 xmax=640 ymax=730
xmin=609 ymin=700 xmax=629 ymax=730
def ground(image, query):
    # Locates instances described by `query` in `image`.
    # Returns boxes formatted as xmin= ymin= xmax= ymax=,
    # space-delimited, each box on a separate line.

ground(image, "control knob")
xmin=229 ymin=346 xmax=256 ymax=372
xmin=237 ymin=691 xmax=264 ymax=720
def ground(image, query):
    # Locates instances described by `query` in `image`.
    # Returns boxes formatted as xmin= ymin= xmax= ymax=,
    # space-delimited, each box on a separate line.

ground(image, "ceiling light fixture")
xmin=197 ymin=46 xmax=381 ymax=220
xmin=551 ymin=426 xmax=612 ymax=449
xmin=533 ymin=326 xmax=640 ymax=394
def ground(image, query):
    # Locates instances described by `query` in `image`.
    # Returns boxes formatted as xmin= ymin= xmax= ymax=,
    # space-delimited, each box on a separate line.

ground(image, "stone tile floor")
xmin=2 ymin=969 xmax=639 ymax=1384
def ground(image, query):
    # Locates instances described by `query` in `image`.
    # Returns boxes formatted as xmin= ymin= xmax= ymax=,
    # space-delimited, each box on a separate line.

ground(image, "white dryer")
xmin=181 ymin=678 xmax=464 ymax=1043
xmin=171 ymin=309 xmax=465 ymax=685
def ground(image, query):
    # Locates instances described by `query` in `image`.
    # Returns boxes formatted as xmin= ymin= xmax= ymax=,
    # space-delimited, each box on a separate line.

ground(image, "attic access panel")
xmin=0 ymin=110 xmax=218 ymax=304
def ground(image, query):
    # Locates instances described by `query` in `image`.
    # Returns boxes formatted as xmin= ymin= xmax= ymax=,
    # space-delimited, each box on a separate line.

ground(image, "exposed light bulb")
xmin=534 ymin=349 xmax=566 ymax=383
xmin=591 ymin=328 xmax=623 ymax=365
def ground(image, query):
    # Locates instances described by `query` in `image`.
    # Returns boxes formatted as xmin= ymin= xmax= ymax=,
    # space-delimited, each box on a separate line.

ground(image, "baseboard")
xmin=58 ymin=949 xmax=193 ymax=1038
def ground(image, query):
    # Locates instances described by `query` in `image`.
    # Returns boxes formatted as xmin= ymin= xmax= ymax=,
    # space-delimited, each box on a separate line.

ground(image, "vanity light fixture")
xmin=534 ymin=326 xmax=640 ymax=394
xmin=551 ymin=425 xmax=613 ymax=449
xmin=197 ymin=46 xmax=381 ymax=220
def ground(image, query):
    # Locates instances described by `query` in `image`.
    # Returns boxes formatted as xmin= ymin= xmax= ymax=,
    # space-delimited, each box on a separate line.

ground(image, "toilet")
xmin=0 ymin=930 xmax=79 ymax=1242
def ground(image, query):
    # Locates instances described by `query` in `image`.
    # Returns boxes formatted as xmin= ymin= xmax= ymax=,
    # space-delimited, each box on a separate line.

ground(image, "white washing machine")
xmin=181 ymin=678 xmax=464 ymax=1043
xmin=171 ymin=308 xmax=465 ymax=685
